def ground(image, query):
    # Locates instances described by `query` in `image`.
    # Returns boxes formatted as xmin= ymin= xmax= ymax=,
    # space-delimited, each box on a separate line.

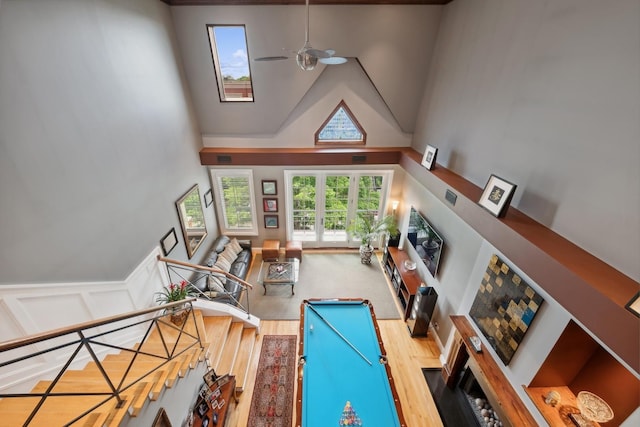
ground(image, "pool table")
xmin=296 ymin=299 xmax=406 ymax=427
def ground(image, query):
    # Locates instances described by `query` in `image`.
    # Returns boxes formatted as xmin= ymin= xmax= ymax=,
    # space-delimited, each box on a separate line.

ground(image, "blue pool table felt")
xmin=301 ymin=301 xmax=402 ymax=427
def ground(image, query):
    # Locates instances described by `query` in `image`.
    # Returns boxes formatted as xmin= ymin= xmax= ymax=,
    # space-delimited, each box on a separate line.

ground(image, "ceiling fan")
xmin=254 ymin=0 xmax=347 ymax=71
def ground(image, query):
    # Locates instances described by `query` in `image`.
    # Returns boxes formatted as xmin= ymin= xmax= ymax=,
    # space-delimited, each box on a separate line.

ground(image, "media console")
xmin=382 ymin=246 xmax=422 ymax=321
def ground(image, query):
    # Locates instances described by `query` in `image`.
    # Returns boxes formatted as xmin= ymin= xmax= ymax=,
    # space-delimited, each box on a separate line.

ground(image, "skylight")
xmin=315 ymin=100 xmax=366 ymax=145
xmin=206 ymin=25 xmax=253 ymax=102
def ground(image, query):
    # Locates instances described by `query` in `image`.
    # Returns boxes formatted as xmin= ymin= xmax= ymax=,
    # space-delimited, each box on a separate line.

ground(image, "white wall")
xmin=0 ymin=247 xmax=167 ymax=392
xmin=202 ymin=60 xmax=412 ymax=148
xmin=413 ymin=0 xmax=640 ymax=281
xmin=0 ymin=0 xmax=215 ymax=284
xmin=398 ymin=172 xmax=483 ymax=342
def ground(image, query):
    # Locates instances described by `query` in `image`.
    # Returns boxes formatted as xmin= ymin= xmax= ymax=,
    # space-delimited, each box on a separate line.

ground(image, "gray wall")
xmin=0 ymin=0 xmax=214 ymax=284
xmin=413 ymin=0 xmax=640 ymax=282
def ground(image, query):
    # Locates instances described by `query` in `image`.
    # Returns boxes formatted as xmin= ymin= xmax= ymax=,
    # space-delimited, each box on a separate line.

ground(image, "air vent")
xmin=352 ymin=155 xmax=367 ymax=163
xmin=445 ymin=189 xmax=457 ymax=206
xmin=217 ymin=155 xmax=232 ymax=163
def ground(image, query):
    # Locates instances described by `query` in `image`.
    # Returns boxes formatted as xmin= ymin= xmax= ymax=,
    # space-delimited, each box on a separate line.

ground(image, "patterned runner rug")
xmin=247 ymin=335 xmax=297 ymax=427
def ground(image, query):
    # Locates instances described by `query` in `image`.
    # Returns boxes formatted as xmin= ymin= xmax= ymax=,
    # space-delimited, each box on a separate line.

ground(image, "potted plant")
xmin=155 ymin=280 xmax=191 ymax=325
xmin=348 ymin=213 xmax=399 ymax=264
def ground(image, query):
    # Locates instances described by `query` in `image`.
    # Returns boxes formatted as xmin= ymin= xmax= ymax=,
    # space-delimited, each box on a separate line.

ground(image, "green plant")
xmin=348 ymin=213 xmax=399 ymax=248
xmin=155 ymin=280 xmax=190 ymax=305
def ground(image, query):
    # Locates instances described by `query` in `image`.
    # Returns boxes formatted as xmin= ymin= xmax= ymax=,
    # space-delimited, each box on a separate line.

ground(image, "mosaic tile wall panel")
xmin=469 ymin=254 xmax=544 ymax=365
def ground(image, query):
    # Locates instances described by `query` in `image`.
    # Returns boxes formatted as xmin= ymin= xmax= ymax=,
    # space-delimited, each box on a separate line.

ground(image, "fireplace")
xmin=442 ymin=316 xmax=538 ymax=427
xmin=423 ymin=365 xmax=504 ymax=427
xmin=458 ymin=368 xmax=504 ymax=427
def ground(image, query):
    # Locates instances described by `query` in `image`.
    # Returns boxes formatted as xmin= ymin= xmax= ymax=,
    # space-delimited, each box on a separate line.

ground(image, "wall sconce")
xmin=391 ymin=200 xmax=399 ymax=215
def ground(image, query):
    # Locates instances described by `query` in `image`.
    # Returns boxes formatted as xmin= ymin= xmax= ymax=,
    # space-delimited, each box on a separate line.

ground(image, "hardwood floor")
xmin=225 ymin=319 xmax=444 ymax=427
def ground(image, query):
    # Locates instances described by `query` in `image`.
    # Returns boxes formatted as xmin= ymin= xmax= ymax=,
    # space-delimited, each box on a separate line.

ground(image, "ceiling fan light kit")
xmin=296 ymin=47 xmax=318 ymax=71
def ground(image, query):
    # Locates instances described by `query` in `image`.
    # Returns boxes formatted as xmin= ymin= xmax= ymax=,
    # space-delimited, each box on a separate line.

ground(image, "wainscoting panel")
xmin=0 ymin=247 xmax=169 ymax=392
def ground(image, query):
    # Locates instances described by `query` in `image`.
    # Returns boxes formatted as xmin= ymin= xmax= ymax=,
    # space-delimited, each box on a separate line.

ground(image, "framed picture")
xmin=478 ymin=174 xmax=517 ymax=218
xmin=152 ymin=408 xmax=172 ymax=427
xmin=262 ymin=180 xmax=277 ymax=195
xmin=421 ymin=145 xmax=438 ymax=170
xmin=625 ymin=292 xmax=640 ymax=318
xmin=160 ymin=228 xmax=178 ymax=256
xmin=203 ymin=369 xmax=218 ymax=388
xmin=204 ymin=189 xmax=213 ymax=207
xmin=263 ymin=198 xmax=278 ymax=212
xmin=264 ymin=215 xmax=279 ymax=229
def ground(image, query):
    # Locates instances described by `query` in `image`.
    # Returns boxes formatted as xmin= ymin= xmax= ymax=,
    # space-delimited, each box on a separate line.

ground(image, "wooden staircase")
xmin=0 ymin=310 xmax=258 ymax=427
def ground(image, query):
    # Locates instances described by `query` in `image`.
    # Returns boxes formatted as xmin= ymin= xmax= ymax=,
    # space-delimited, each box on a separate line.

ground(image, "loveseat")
xmin=193 ymin=235 xmax=252 ymax=306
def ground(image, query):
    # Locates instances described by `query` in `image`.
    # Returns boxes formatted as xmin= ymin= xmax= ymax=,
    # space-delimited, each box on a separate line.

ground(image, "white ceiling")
xmin=169 ymin=4 xmax=443 ymax=137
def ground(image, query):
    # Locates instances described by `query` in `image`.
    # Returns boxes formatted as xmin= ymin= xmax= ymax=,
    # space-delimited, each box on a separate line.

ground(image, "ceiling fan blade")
xmin=319 ymin=56 xmax=347 ymax=65
xmin=254 ymin=56 xmax=289 ymax=62
xmin=306 ymin=48 xmax=330 ymax=59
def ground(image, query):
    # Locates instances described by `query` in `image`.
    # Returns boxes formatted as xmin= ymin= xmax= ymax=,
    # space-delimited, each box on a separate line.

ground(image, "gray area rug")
xmin=244 ymin=251 xmax=401 ymax=320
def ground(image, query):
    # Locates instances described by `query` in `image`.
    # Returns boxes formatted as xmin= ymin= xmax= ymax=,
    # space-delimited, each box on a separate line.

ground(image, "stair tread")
xmin=202 ymin=316 xmax=233 ymax=368
xmin=216 ymin=322 xmax=244 ymax=375
xmin=130 ymin=381 xmax=154 ymax=416
xmin=233 ymin=327 xmax=258 ymax=392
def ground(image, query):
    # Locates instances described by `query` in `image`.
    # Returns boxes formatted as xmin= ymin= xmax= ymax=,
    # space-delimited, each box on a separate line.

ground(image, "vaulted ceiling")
xmin=167 ymin=1 xmax=447 ymax=138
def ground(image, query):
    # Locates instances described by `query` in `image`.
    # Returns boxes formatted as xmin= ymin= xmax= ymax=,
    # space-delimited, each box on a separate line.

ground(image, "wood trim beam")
xmin=200 ymin=146 xmax=406 ymax=166
xmin=161 ymin=1 xmax=452 ymax=6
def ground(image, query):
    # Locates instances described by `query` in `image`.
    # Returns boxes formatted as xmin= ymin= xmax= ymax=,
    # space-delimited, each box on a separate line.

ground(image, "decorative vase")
xmin=169 ymin=308 xmax=189 ymax=326
xmin=169 ymin=304 xmax=188 ymax=326
xmin=359 ymin=245 xmax=374 ymax=265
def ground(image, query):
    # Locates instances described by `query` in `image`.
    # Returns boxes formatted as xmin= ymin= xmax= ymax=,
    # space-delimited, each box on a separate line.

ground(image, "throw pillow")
xmin=208 ymin=274 xmax=226 ymax=293
xmin=219 ymin=246 xmax=237 ymax=263
xmin=228 ymin=238 xmax=243 ymax=255
xmin=214 ymin=256 xmax=231 ymax=273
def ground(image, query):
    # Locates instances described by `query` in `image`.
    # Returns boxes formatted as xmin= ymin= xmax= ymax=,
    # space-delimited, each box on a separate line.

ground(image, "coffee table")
xmin=258 ymin=258 xmax=300 ymax=295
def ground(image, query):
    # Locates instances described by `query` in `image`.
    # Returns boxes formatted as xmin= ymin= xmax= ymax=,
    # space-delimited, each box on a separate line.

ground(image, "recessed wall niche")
xmin=526 ymin=320 xmax=639 ymax=426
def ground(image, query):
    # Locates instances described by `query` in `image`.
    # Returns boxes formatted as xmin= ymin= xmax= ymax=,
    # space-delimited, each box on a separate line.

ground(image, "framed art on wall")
xmin=263 ymin=198 xmax=278 ymax=212
xmin=469 ymin=254 xmax=544 ymax=365
xmin=160 ymin=228 xmax=178 ymax=256
xmin=478 ymin=174 xmax=517 ymax=218
xmin=204 ymin=189 xmax=213 ymax=207
xmin=626 ymin=292 xmax=640 ymax=318
xmin=264 ymin=215 xmax=278 ymax=229
xmin=421 ymin=145 xmax=438 ymax=170
xmin=262 ymin=180 xmax=277 ymax=195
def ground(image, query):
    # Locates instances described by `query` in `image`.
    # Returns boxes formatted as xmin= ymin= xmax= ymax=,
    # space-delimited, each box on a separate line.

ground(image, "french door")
xmin=284 ymin=170 xmax=393 ymax=248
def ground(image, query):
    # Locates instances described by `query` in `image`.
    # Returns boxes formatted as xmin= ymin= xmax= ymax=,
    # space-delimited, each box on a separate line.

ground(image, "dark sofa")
xmin=192 ymin=235 xmax=252 ymax=306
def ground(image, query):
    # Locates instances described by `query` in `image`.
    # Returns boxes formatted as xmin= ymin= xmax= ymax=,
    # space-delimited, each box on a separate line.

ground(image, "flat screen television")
xmin=407 ymin=207 xmax=444 ymax=278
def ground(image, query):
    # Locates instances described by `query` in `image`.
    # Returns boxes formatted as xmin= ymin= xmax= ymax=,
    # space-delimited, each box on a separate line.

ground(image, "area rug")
xmin=245 ymin=251 xmax=401 ymax=320
xmin=247 ymin=335 xmax=297 ymax=427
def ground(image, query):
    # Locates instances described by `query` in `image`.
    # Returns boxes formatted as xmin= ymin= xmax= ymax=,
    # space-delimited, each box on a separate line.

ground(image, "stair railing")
xmin=157 ymin=255 xmax=254 ymax=319
xmin=0 ymin=298 xmax=203 ymax=426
